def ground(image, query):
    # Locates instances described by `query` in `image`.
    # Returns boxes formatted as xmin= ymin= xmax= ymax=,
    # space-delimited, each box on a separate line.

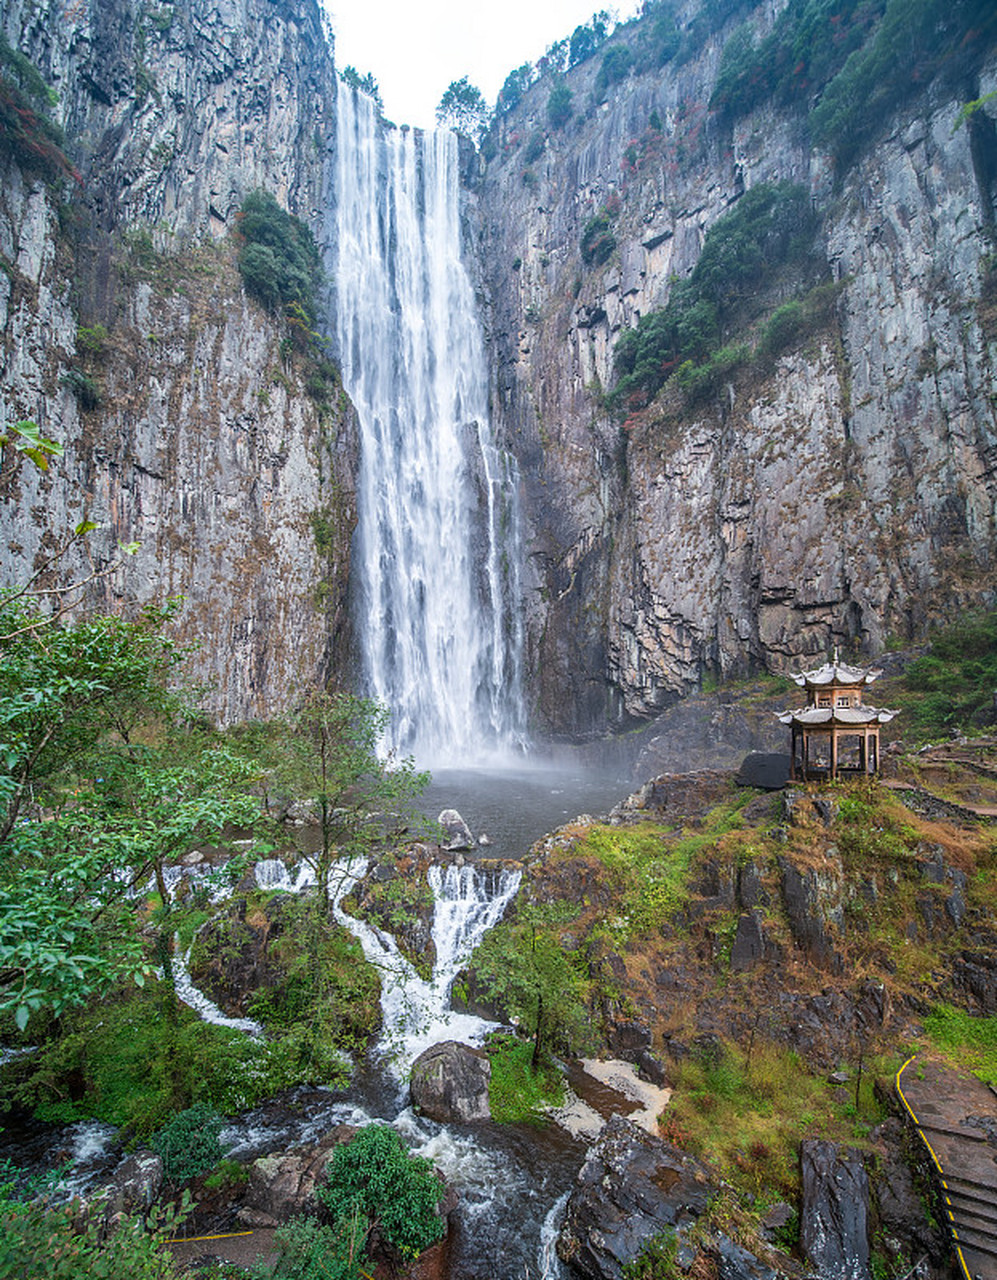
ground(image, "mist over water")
xmin=333 ymin=86 xmax=527 ymax=767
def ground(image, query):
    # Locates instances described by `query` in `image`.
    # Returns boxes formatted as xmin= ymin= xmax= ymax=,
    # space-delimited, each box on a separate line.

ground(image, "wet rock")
xmin=870 ymin=1118 xmax=949 ymax=1263
xmin=737 ymin=862 xmax=769 ymax=909
xmin=759 ymin=1201 xmax=796 ymax=1242
xmin=800 ymin=1139 xmax=871 ymax=1280
xmin=437 ymin=810 xmax=474 ymax=851
xmin=557 ymin=1114 xmax=713 ymax=1280
xmin=953 ymin=950 xmax=997 ymax=1013
xmin=709 ymin=1232 xmax=780 ymax=1279
xmin=635 ymin=1051 xmax=668 ymax=1088
xmin=91 ymin=1150 xmax=162 ymax=1224
xmin=410 ymin=1041 xmax=491 ymax=1124
xmin=607 ymin=1019 xmax=652 ymax=1061
xmin=730 ymin=910 xmax=766 ymax=972
xmin=237 ymin=1127 xmax=354 ymax=1226
xmin=778 ymin=856 xmax=843 ymax=970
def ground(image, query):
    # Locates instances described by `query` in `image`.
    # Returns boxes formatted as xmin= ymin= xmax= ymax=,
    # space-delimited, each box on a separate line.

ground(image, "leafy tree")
xmin=435 ymin=76 xmax=488 ymax=139
xmin=901 ymin=609 xmax=997 ymax=735
xmin=317 ymin=1124 xmax=445 ymax=1261
xmin=339 ymin=65 xmax=383 ymax=111
xmin=568 ymin=11 xmax=611 ymax=67
xmin=263 ymin=692 xmax=428 ymax=912
xmin=151 ymin=1103 xmax=223 ymax=1184
xmin=470 ymin=904 xmax=592 ymax=1068
xmin=0 ymin=34 xmax=78 ymax=184
xmin=497 ymin=63 xmax=532 ymax=113
xmin=594 ymin=45 xmax=634 ymax=101
xmin=547 ymin=83 xmax=574 ymax=130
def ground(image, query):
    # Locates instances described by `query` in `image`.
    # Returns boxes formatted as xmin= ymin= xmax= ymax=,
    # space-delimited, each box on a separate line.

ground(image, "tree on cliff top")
xmin=436 ymin=77 xmax=488 ymax=139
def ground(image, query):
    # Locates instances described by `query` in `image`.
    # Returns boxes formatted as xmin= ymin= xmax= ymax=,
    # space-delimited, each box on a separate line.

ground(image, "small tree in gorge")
xmin=270 ymin=692 xmax=429 ymax=913
xmin=469 ymin=904 xmax=592 ymax=1068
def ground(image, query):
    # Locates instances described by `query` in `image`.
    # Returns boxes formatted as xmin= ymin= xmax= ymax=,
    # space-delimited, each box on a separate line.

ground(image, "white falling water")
xmin=334 ymin=85 xmax=526 ymax=765
xmin=332 ymin=858 xmax=521 ymax=1074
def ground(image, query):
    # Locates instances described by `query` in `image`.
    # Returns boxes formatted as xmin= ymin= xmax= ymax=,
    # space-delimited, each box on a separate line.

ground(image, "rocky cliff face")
xmin=1 ymin=0 xmax=355 ymax=721
xmin=476 ymin=5 xmax=997 ymax=735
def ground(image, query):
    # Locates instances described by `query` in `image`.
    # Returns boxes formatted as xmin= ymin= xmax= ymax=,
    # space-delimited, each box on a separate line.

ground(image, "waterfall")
xmin=332 ymin=858 xmax=521 ymax=1074
xmin=333 ymin=85 xmax=526 ymax=766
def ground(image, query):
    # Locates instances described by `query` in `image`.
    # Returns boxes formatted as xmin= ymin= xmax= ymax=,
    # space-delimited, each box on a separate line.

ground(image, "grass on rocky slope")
xmin=922 ymin=1003 xmax=997 ymax=1085
xmin=485 ymin=1033 xmax=566 ymax=1123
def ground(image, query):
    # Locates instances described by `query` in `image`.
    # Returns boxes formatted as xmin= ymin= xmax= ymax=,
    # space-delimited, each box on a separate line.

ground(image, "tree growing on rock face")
xmin=436 ymin=76 xmax=489 ymax=139
xmin=469 ymin=904 xmax=592 ymax=1068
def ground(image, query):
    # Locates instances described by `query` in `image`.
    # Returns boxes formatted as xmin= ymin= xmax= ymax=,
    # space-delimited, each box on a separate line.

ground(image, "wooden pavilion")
xmin=778 ymin=651 xmax=898 ymax=781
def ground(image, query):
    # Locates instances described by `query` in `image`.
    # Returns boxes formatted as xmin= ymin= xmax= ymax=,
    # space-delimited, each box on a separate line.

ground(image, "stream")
xmin=1 ymin=771 xmax=634 ymax=1278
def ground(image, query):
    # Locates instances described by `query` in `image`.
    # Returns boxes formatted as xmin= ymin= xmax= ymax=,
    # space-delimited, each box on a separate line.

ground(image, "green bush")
xmin=0 ymin=35 xmax=76 ymax=185
xmin=547 ymin=83 xmax=573 ymax=129
xmin=523 ymin=130 xmax=545 ymax=163
xmin=237 ymin=190 xmax=321 ymax=328
xmin=486 ymin=1033 xmax=565 ymax=1123
xmin=581 ymin=210 xmax=617 ymax=266
xmin=151 ymin=1102 xmax=223 ymax=1184
xmin=261 ymin=1215 xmax=365 ymax=1280
xmin=621 ymin=1228 xmax=679 ymax=1279
xmin=594 ymin=45 xmax=633 ymax=101
xmin=900 ymin=610 xmax=997 ymax=735
xmin=317 ymin=1124 xmax=445 ymax=1261
xmin=60 ymin=367 xmax=102 ymax=410
xmin=611 ymin=182 xmax=815 ymax=411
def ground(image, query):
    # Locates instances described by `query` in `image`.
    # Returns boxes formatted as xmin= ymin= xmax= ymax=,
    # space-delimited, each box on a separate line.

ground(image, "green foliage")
xmin=259 ymin=1213 xmax=366 ymax=1280
xmin=436 ymin=77 xmax=488 ymax=138
xmin=237 ymin=189 xmax=321 ymax=330
xmin=674 ymin=342 xmax=750 ymax=400
xmin=523 ymin=130 xmax=545 ymax=163
xmin=808 ymin=0 xmax=997 ymax=167
xmin=486 ymin=1033 xmax=565 ymax=1123
xmin=0 ymin=418 xmax=63 ymax=473
xmin=469 ymin=904 xmax=592 ymax=1065
xmin=0 ymin=1185 xmax=187 ymax=1279
xmin=151 ymin=1102 xmax=223 ymax=1184
xmin=581 ymin=209 xmax=617 ymax=266
xmin=243 ymin=693 xmax=428 ymax=912
xmin=633 ymin=5 xmax=680 ymax=71
xmin=497 ymin=63 xmax=532 ymax=114
xmin=568 ymin=11 xmax=610 ymax=67
xmin=611 ymin=182 xmax=815 ymax=411
xmin=76 ymin=322 xmax=110 ymax=360
xmin=593 ymin=45 xmax=633 ymax=101
xmin=922 ymin=1004 xmax=997 ymax=1084
xmin=60 ymin=367 xmax=102 ymax=410
xmin=317 ymin=1124 xmax=445 ymax=1260
xmin=547 ymin=83 xmax=573 ymax=129
xmin=0 ymin=35 xmax=77 ymax=185
xmin=339 ymin=66 xmax=382 ymax=112
xmin=621 ymin=1228 xmax=679 ymax=1280
xmin=899 ymin=610 xmax=997 ymax=736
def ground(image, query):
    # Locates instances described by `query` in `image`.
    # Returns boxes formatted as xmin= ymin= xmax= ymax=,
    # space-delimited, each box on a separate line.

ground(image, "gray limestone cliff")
xmin=475 ymin=4 xmax=997 ymax=736
xmin=1 ymin=0 xmax=355 ymax=721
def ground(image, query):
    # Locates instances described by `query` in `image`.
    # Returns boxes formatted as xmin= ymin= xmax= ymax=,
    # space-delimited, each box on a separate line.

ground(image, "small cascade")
xmin=538 ymin=1191 xmax=570 ymax=1280
xmin=254 ymin=858 xmax=317 ymax=894
xmin=332 ymin=858 xmax=521 ymax=1073
xmin=171 ymin=946 xmax=263 ymax=1036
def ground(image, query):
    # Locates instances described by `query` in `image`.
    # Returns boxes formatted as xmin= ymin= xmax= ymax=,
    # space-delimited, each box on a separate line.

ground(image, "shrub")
xmin=151 ymin=1102 xmax=223 ymax=1184
xmin=523 ymin=130 xmax=545 ymax=163
xmin=486 ymin=1033 xmax=565 ymax=1123
xmin=757 ymin=299 xmax=804 ymax=359
xmin=236 ymin=189 xmax=321 ymax=328
xmin=581 ymin=210 xmax=617 ymax=266
xmin=900 ymin=609 xmax=997 ymax=735
xmin=547 ymin=83 xmax=573 ymax=129
xmin=317 ymin=1124 xmax=445 ymax=1261
xmin=60 ymin=367 xmax=102 ymax=410
xmin=594 ymin=45 xmax=634 ymax=101
xmin=0 ymin=35 xmax=77 ymax=185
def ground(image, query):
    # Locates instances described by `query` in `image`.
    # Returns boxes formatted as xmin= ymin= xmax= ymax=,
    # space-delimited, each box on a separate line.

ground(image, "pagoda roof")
xmin=777 ymin=705 xmax=898 ymax=727
xmin=791 ymin=658 xmax=882 ymax=689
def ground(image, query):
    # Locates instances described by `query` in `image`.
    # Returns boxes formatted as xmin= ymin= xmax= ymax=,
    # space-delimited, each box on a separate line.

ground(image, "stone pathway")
xmin=896 ymin=1057 xmax=997 ymax=1280
xmin=168 ymin=1226 xmax=277 ymax=1273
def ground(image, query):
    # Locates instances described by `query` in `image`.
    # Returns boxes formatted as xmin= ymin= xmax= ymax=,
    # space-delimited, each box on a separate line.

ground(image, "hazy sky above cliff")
xmin=327 ymin=0 xmax=641 ymax=130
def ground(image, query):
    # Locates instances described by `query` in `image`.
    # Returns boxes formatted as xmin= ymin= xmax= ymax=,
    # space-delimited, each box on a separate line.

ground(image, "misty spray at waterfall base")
xmin=333 ymin=85 xmax=527 ymax=768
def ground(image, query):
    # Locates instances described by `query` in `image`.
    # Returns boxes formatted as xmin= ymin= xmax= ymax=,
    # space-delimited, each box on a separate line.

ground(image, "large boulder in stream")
xmin=800 ymin=1139 xmax=872 ymax=1280
xmin=437 ymin=809 xmax=474 ymax=851
xmin=410 ymin=1041 xmax=491 ymax=1123
xmin=237 ymin=1126 xmax=355 ymax=1226
xmin=557 ymin=1114 xmax=713 ymax=1280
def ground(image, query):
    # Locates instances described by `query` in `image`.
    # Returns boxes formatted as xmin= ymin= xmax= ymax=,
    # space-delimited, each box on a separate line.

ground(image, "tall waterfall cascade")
xmin=333 ymin=86 xmax=527 ymax=766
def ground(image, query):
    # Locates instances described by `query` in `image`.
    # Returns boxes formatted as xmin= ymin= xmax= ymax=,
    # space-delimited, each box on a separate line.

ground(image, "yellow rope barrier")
xmin=166 ymin=1230 xmax=256 ymax=1243
xmin=895 ymin=1056 xmax=972 ymax=1280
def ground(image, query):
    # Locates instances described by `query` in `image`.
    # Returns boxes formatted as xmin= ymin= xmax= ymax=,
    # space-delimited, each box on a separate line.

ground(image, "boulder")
xmin=557 ymin=1114 xmax=713 ymax=1280
xmin=735 ymin=753 xmax=791 ymax=790
xmin=410 ymin=1041 xmax=491 ymax=1124
xmin=730 ymin=910 xmax=766 ymax=971
xmin=800 ymin=1139 xmax=871 ymax=1280
xmin=92 ymin=1150 xmax=162 ymax=1224
xmin=437 ymin=809 xmax=474 ymax=851
xmin=237 ymin=1126 xmax=353 ymax=1227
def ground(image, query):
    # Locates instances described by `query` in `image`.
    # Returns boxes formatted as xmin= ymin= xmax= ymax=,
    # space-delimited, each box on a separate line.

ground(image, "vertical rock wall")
xmin=1 ymin=0 xmax=356 ymax=722
xmin=477 ymin=9 xmax=997 ymax=734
